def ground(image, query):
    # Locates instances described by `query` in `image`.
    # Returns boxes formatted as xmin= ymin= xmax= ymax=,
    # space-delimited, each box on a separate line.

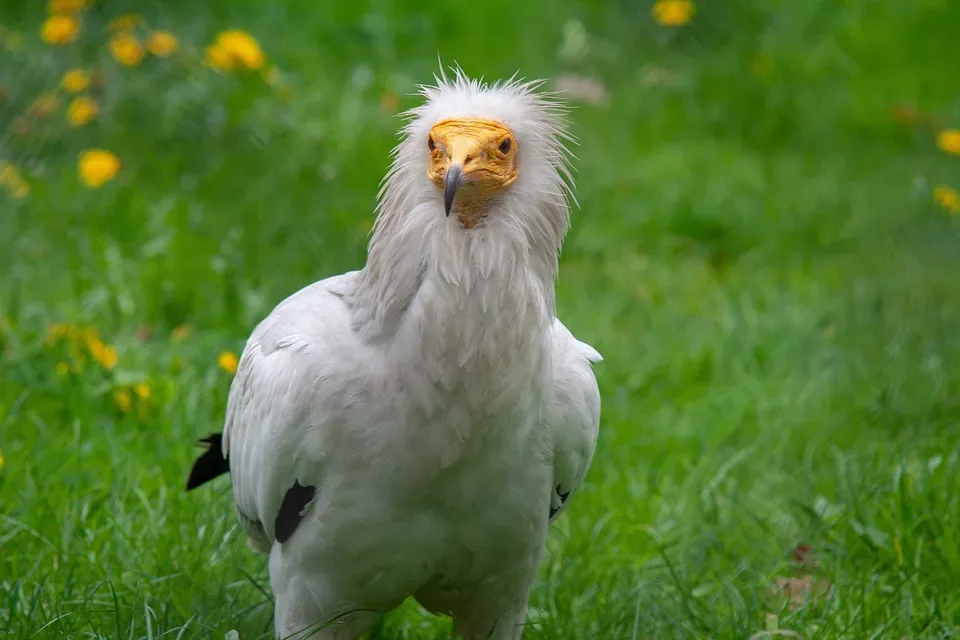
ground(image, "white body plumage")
xmin=219 ymin=71 xmax=602 ymax=639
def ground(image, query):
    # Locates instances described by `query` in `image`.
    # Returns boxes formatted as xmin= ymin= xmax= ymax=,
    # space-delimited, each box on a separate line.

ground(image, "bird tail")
xmin=185 ymin=432 xmax=229 ymax=491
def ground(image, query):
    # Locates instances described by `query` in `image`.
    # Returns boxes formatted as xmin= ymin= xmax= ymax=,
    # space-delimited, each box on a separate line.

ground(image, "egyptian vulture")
xmin=186 ymin=70 xmax=603 ymax=640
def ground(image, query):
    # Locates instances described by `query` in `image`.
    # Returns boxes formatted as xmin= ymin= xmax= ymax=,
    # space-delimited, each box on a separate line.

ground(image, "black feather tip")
xmin=185 ymin=432 xmax=230 ymax=491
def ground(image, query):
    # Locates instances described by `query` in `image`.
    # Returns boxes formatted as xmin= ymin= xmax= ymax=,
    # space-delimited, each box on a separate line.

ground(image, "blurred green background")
xmin=2 ymin=0 xmax=960 ymax=638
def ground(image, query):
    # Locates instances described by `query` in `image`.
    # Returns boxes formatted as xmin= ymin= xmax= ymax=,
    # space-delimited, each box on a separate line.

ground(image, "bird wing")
xmin=222 ymin=274 xmax=359 ymax=551
xmin=545 ymin=318 xmax=602 ymax=522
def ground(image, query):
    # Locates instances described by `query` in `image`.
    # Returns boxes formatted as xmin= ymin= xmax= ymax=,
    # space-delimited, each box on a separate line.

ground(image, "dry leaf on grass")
xmin=638 ymin=64 xmax=688 ymax=88
xmin=380 ymin=91 xmax=398 ymax=113
xmin=789 ymin=542 xmax=815 ymax=568
xmin=774 ymin=574 xmax=831 ymax=611
xmin=748 ymin=631 xmax=803 ymax=640
xmin=890 ymin=104 xmax=941 ymax=130
xmin=554 ymin=74 xmax=607 ymax=106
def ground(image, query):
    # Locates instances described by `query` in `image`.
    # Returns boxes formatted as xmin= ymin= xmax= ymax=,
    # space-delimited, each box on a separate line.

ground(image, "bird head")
xmin=376 ymin=68 xmax=575 ymax=236
xmin=425 ymin=117 xmax=519 ymax=222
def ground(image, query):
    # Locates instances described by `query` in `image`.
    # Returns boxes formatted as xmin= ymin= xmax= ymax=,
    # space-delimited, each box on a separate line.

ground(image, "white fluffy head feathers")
xmin=374 ymin=67 xmax=577 ymax=241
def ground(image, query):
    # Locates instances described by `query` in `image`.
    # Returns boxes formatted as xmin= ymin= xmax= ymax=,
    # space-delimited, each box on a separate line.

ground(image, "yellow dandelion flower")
xmin=212 ymin=29 xmax=265 ymax=70
xmin=78 ymin=149 xmax=120 ymax=188
xmin=933 ymin=185 xmax=960 ymax=214
xmin=218 ymin=350 xmax=238 ymax=375
xmin=108 ymin=33 xmax=144 ymax=66
xmin=67 ymin=95 xmax=98 ymax=127
xmin=936 ymin=129 xmax=960 ymax=156
xmin=652 ymin=0 xmax=695 ymax=26
xmin=41 ymin=15 xmax=80 ymax=45
xmin=171 ymin=323 xmax=192 ymax=342
xmin=205 ymin=43 xmax=235 ymax=72
xmin=108 ymin=14 xmax=143 ymax=32
xmin=48 ymin=0 xmax=87 ymax=14
xmin=61 ymin=68 xmax=90 ymax=92
xmin=45 ymin=322 xmax=73 ymax=344
xmin=1 ymin=162 xmax=29 ymax=198
xmin=56 ymin=361 xmax=70 ymax=377
xmin=11 ymin=181 xmax=29 ymax=199
xmin=134 ymin=382 xmax=150 ymax=400
xmin=147 ymin=30 xmax=178 ymax=56
xmin=0 ymin=161 xmax=19 ymax=185
xmin=27 ymin=92 xmax=60 ymax=118
xmin=113 ymin=388 xmax=132 ymax=412
xmin=0 ymin=448 xmax=4 ymax=470
xmin=87 ymin=337 xmax=118 ymax=370
xmin=101 ymin=345 xmax=117 ymax=369
xmin=79 ymin=326 xmax=99 ymax=343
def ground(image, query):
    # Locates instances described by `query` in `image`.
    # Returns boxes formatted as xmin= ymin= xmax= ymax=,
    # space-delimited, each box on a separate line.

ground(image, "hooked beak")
xmin=444 ymin=164 xmax=464 ymax=217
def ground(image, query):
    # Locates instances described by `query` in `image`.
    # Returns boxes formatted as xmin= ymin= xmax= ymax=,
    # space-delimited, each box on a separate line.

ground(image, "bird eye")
xmin=498 ymin=138 xmax=512 ymax=154
xmin=428 ymin=135 xmax=436 ymax=152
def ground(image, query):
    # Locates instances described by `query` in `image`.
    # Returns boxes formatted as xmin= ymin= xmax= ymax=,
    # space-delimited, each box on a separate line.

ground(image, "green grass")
xmin=2 ymin=0 xmax=959 ymax=638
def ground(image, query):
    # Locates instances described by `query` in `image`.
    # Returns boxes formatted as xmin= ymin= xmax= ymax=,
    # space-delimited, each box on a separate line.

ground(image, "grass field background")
xmin=2 ymin=0 xmax=960 ymax=638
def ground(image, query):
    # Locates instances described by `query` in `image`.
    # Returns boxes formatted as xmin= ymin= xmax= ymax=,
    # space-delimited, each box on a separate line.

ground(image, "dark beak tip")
xmin=444 ymin=165 xmax=464 ymax=217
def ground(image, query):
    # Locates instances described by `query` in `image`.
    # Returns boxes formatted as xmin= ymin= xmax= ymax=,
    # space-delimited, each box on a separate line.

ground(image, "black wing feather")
xmin=274 ymin=481 xmax=316 ymax=543
xmin=549 ymin=487 xmax=570 ymax=520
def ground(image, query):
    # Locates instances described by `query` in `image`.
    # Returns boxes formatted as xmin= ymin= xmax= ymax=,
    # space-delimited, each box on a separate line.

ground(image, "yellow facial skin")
xmin=426 ymin=117 xmax=518 ymax=228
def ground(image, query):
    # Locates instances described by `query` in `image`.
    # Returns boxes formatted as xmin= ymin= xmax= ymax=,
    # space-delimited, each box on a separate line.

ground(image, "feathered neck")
xmin=344 ymin=202 xmax=557 ymax=419
xmin=346 ymin=198 xmax=559 ymax=347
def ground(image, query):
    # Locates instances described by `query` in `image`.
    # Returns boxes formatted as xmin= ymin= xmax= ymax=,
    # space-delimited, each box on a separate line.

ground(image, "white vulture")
xmin=186 ymin=69 xmax=603 ymax=640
